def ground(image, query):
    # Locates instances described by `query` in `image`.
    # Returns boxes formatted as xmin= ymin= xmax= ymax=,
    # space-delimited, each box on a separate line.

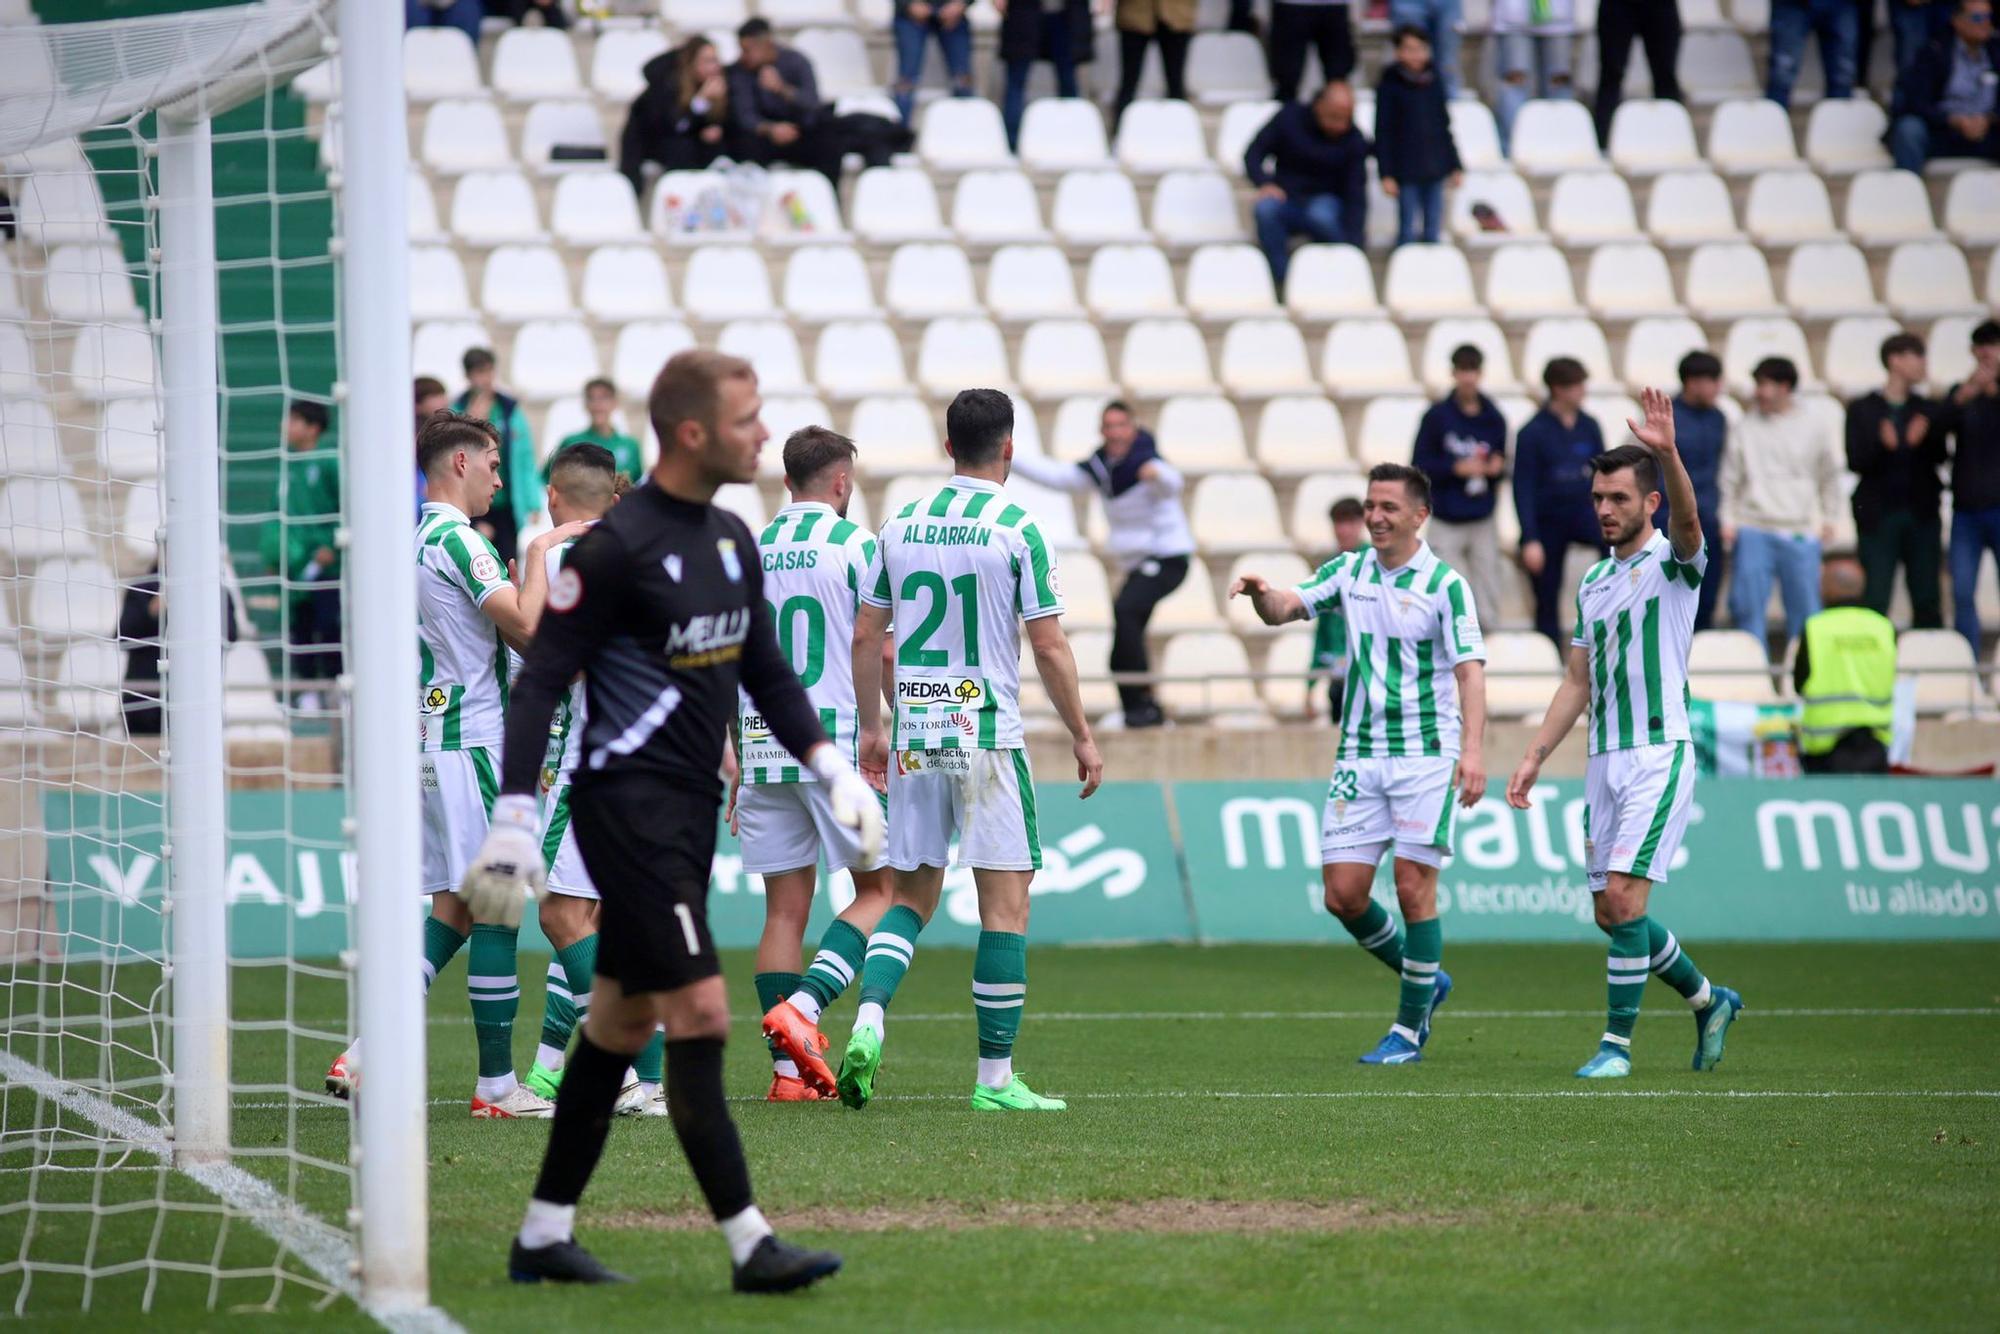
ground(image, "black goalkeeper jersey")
xmin=499 ymin=481 xmax=828 ymax=797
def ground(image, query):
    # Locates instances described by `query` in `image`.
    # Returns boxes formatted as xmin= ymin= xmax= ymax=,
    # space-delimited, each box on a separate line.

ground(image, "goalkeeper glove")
xmin=810 ymin=745 xmax=884 ymax=863
xmin=457 ymin=793 xmax=543 ymax=929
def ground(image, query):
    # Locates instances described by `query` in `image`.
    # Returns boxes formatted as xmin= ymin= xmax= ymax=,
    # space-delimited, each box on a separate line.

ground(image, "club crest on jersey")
xmin=1630 ymin=568 xmax=1642 ymax=589
xmin=718 ymin=538 xmax=742 ymax=583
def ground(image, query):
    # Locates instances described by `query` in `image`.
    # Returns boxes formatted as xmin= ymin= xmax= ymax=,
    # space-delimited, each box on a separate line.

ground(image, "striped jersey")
xmin=542 ymin=538 xmax=585 ymax=788
xmin=860 ymin=475 xmax=1064 ymax=752
xmin=1295 ymin=541 xmax=1485 ymax=761
xmin=416 ymin=501 xmax=511 ymax=752
xmin=1572 ymin=530 xmax=1705 ymax=756
xmin=738 ymin=501 xmax=877 ymax=784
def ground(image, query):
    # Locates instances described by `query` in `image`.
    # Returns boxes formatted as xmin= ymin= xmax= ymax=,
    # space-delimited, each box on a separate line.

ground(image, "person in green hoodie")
xmin=453 ymin=347 xmax=539 ymax=563
xmin=546 ymin=377 xmax=643 ymax=486
xmin=261 ymin=400 xmax=341 ymax=711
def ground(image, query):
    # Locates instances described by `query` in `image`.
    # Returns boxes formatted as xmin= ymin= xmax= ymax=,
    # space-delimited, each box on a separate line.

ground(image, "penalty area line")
xmin=0 ymin=1048 xmax=465 ymax=1334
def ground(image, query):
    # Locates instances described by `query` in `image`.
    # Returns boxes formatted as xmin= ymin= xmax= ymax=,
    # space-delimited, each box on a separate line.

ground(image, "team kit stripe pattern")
xmin=416 ymin=502 xmax=512 ymax=753
xmin=1573 ymin=532 xmax=1707 ymax=757
xmin=860 ymin=478 xmax=1063 ymax=753
xmin=1295 ymin=543 xmax=1484 ymax=761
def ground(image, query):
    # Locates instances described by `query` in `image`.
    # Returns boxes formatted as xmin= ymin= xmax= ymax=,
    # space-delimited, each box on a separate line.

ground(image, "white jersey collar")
xmin=1615 ymin=530 xmax=1668 ymax=567
xmin=776 ymin=500 xmax=839 ymax=518
xmin=949 ymin=474 xmax=1003 ymax=494
xmin=420 ymin=500 xmax=471 ymax=526
xmin=1371 ymin=539 xmax=1435 ymax=579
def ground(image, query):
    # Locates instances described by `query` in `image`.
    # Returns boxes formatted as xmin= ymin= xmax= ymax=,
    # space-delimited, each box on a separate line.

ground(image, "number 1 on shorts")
xmin=674 ymin=903 xmax=700 ymax=955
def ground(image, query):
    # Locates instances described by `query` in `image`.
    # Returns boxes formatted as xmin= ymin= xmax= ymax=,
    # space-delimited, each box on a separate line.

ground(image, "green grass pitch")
xmin=5 ymin=940 xmax=1998 ymax=1330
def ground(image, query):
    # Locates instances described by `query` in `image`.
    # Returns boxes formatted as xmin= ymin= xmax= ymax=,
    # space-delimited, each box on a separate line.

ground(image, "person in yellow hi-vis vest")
xmin=1793 ymin=557 xmax=1896 ymax=774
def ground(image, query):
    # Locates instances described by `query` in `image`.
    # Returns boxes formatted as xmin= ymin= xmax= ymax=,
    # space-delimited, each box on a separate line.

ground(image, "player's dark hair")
xmin=1677 ymin=350 xmax=1721 ymax=384
xmin=1972 ymin=319 xmax=2000 ymax=347
xmin=548 ymin=440 xmax=619 ymax=508
xmin=784 ymin=425 xmax=858 ymax=488
xmin=737 ymin=16 xmax=772 ymax=40
xmin=288 ymin=399 xmax=329 ymax=433
xmin=417 ymin=409 xmax=499 ymax=476
xmin=1392 ymin=22 xmax=1430 ymax=46
xmin=945 ymin=388 xmax=1014 ymax=466
xmin=462 ymin=346 xmax=496 ymax=375
xmin=1592 ymin=443 xmax=1661 ymax=496
xmin=1542 ymin=356 xmax=1587 ymax=392
xmin=1329 ymin=497 xmax=1364 ymax=523
xmin=1368 ymin=461 xmax=1431 ymax=510
xmin=583 ymin=376 xmax=616 ymax=398
xmin=649 ymin=348 xmax=755 ymax=448
xmin=1752 ymin=356 xmax=1798 ymax=388
xmin=1450 ymin=343 xmax=1483 ymax=372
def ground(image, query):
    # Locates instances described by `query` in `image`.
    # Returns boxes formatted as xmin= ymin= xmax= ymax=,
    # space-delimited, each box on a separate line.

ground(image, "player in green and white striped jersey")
xmin=1232 ymin=463 xmax=1488 ymax=1066
xmin=328 ymin=411 xmax=581 ymax=1118
xmin=732 ymin=427 xmax=898 ymax=1103
xmin=1507 ymin=389 xmax=1744 ymax=1079
xmin=840 ymin=390 xmax=1105 ymax=1113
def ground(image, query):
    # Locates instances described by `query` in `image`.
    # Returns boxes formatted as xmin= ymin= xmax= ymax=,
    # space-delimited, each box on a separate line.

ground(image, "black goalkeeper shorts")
xmin=570 ymin=771 xmax=722 ymax=994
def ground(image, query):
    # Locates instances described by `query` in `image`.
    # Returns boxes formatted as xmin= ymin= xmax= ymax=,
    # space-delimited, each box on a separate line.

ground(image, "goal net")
xmin=0 ymin=2 xmax=431 ymax=1319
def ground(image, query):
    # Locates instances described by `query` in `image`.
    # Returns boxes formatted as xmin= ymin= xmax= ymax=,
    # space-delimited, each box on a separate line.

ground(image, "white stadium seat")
xmin=884 ymin=243 xmax=978 ymax=319
xmin=481 ymin=245 xmax=573 ymax=320
xmin=1484 ymin=631 xmax=1565 ymax=717
xmin=792 ymin=27 xmax=875 ymax=97
xmin=718 ymin=320 xmax=809 ymax=395
xmin=1120 ymin=318 xmax=1216 ymax=396
xmin=1449 ymin=101 xmax=1505 ymax=171
xmin=26 ymin=559 xmax=118 ymax=643
xmin=1677 ymin=30 xmax=1763 ymax=102
xmin=67 ymin=322 xmax=156 ymax=400
xmin=1219 ymin=319 xmax=1318 ymax=396
xmin=1645 ymin=168 xmax=1740 ymax=245
xmin=1151 ymin=171 xmax=1244 ymax=245
xmin=1017 ymin=99 xmax=1112 ymax=172
xmin=407 ymin=167 xmax=442 ymax=242
xmin=590 ymin=28 xmax=670 ymax=101
xmin=1259 ymin=630 xmax=1319 ymax=718
xmin=682 ymin=246 xmax=773 ymax=320
xmin=1383 ymin=244 xmax=1481 ymax=318
xmin=1355 ymin=396 xmax=1428 ymax=467
xmin=1215 ymin=100 xmax=1281 ymax=176
xmin=1288 ymin=470 xmax=1369 ymax=549
xmin=1321 ymin=319 xmax=1416 ymax=395
xmin=1085 ymin=244 xmax=1181 ymax=319
xmin=1189 ymin=475 xmax=1284 ymax=554
xmin=1283 ymin=244 xmax=1380 ymax=320
xmin=1449 ymin=170 xmax=1541 ymax=243
xmin=42 ymin=243 xmax=138 ymax=322
xmin=813 ymin=320 xmax=911 ymax=398
xmin=1804 ymin=99 xmax=1891 ymax=173
xmin=1116 ymin=99 xmax=1210 ymax=173
xmin=1721 ymin=317 xmax=1815 ymax=392
xmin=1584 ymin=242 xmax=1681 ymax=317
xmin=1783 ymin=242 xmax=1882 ymax=320
xmin=1156 ymin=395 xmax=1251 ymax=472
xmin=786 ymin=244 xmax=879 ymax=321
xmin=404 ymin=27 xmax=483 ymax=101
xmin=421 ymin=99 xmax=513 ymax=173
xmin=919 ymin=98 xmax=1014 ymax=171
xmin=1685 ymin=242 xmax=1781 ymax=319
xmin=1018 ymin=320 xmax=1117 ymax=397
xmin=1884 ymin=242 xmax=1982 ymax=319
xmin=412 ymin=319 xmax=488 ymax=388
xmin=410 ymin=246 xmax=471 ymax=321
xmin=1186 ymin=31 xmax=1268 ymax=103
xmin=1548 ymin=171 xmax=1640 ymax=244
xmin=847 ymin=396 xmax=943 ymax=471
xmin=851 ymin=168 xmax=949 ymax=243
xmin=1224 ymin=551 xmax=1311 ymax=634
xmin=1899 ymin=629 xmax=1980 ymax=713
xmin=1053 ymin=170 xmax=1147 ymax=244
xmin=449 ymin=171 xmax=544 ymax=246
xmin=1943 ymin=169 xmax=2000 ymax=244
xmin=550 ymin=171 xmax=646 ymax=244
xmin=1420 ymin=318 xmax=1518 ymax=393
xmin=755 ymin=396 xmax=830 ymax=477
xmin=917 ymin=317 xmax=1012 ymax=394
xmin=97 ymin=399 xmax=159 ymax=481
xmin=1485 ymin=242 xmax=1583 ymax=319
xmin=1822 ymin=316 xmax=1905 ymax=397
xmin=491 ymin=28 xmax=582 ymax=102
xmin=1049 ymin=395 xmax=1115 ymax=456
xmin=581 ymin=245 xmax=675 ymax=321
xmin=1255 ymin=395 xmax=1349 ymax=475
xmin=1743 ymin=169 xmax=1836 ymax=244
xmin=1607 ymin=99 xmax=1701 ymax=173
xmin=510 ymin=320 xmax=600 ymax=400
xmin=0 ymin=479 xmax=89 ymax=563
xmin=952 ymin=169 xmax=1048 ymax=243
xmin=1159 ymin=631 xmax=1266 ymax=720
xmin=985 ymin=245 xmax=1082 ymax=319
xmin=611 ymin=320 xmax=696 ymax=397
xmin=1705 ymin=98 xmax=1800 ymax=174
xmin=1509 ymin=99 xmax=1602 ymax=174
xmin=1522 ymin=318 xmax=1615 ymax=386
xmin=1184 ymin=243 xmax=1278 ymax=318
xmin=519 ymin=100 xmax=607 ymax=173
xmin=1622 ymin=316 xmax=1709 ymax=388
xmin=1844 ymin=169 xmax=1940 ymax=246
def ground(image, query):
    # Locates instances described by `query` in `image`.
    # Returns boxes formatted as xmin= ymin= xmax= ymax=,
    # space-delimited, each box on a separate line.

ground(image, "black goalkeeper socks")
xmin=529 ymin=1031 xmax=628 ymax=1207
xmin=665 ymin=1037 xmax=755 ymax=1222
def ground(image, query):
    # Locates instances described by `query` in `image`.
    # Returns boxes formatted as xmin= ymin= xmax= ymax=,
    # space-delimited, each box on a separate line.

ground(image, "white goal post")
xmin=0 ymin=0 xmax=432 ymax=1320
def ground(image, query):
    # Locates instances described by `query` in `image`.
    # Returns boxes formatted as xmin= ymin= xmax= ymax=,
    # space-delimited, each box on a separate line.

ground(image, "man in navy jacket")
xmin=1244 ymin=81 xmax=1371 ymax=290
xmin=1513 ymin=357 xmax=1607 ymax=647
xmin=1412 ymin=343 xmax=1507 ymax=626
xmin=1886 ymin=0 xmax=2000 ymax=172
xmin=1660 ymin=351 xmax=1729 ymax=630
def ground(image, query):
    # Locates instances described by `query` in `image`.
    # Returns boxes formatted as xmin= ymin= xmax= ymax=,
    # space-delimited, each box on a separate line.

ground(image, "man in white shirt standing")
xmin=1010 ymin=401 xmax=1194 ymax=729
xmin=1720 ymin=357 xmax=1844 ymax=646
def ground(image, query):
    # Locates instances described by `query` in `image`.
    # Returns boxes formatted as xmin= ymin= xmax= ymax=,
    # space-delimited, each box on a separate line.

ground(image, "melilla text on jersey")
xmin=665 ymin=608 xmax=750 ymax=670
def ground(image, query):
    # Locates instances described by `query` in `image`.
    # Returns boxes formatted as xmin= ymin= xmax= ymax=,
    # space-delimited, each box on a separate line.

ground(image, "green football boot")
xmin=836 ymin=1026 xmax=882 ymax=1109
xmin=524 ymin=1060 xmax=564 ymax=1102
xmin=970 ymin=1075 xmax=1067 ymax=1111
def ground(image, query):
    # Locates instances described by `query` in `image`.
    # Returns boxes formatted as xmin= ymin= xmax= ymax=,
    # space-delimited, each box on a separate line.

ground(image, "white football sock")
xmin=1686 ymin=979 xmax=1713 ymax=1011
xmin=518 ymin=1199 xmax=574 ymax=1249
xmin=534 ymin=1043 xmax=565 ymax=1072
xmin=788 ymin=991 xmax=824 ymax=1023
xmin=976 ymin=1056 xmax=1012 ymax=1090
xmin=855 ymin=1001 xmax=885 ymax=1039
xmin=773 ymin=1058 xmax=800 ymax=1079
xmin=476 ymin=1072 xmax=519 ymax=1102
xmin=1390 ymin=1024 xmax=1420 ymax=1044
xmin=719 ymin=1205 xmax=773 ymax=1266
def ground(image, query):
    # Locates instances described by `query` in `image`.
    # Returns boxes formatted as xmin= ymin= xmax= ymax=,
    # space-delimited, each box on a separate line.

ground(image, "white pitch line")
xmin=0 ymin=1049 xmax=464 ymax=1334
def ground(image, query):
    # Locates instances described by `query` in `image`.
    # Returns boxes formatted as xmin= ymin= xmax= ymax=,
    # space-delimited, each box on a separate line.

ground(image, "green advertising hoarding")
xmin=1172 ymin=779 xmax=2000 ymax=943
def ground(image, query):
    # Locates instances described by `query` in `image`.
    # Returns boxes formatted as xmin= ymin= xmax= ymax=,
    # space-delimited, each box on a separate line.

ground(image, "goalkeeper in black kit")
xmin=458 ymin=350 xmax=883 ymax=1293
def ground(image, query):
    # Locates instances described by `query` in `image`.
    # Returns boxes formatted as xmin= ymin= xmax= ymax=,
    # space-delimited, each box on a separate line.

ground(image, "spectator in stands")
xmin=1010 ymin=402 xmax=1192 ymax=728
xmin=415 ymin=376 xmax=448 ymax=519
xmin=1113 ymin=0 xmax=1197 ymax=123
xmin=1308 ymin=496 xmax=1367 ymax=719
xmin=492 ymin=0 xmax=568 ymax=29
xmin=1667 ymin=351 xmax=1729 ymax=631
xmin=1593 ymin=0 xmax=1683 ymax=141
xmin=1513 ymin=357 xmax=1607 ymax=648
xmin=892 ymin=0 xmax=976 ymax=125
xmin=1412 ymin=343 xmax=1506 ymax=626
xmin=405 ymin=0 xmax=479 ymax=49
xmin=1942 ymin=319 xmax=2000 ymax=651
xmin=620 ymin=37 xmax=732 ymax=197
xmin=1846 ymin=331 xmax=1945 ymax=628
xmin=260 ymin=401 xmax=343 ymax=712
xmin=1245 ymin=83 xmax=1370 ymax=291
xmin=1886 ymin=0 xmax=2000 ymax=173
xmin=119 ymin=564 xmax=240 ymax=739
xmin=551 ymin=377 xmax=643 ymax=485
xmin=1267 ymin=0 xmax=1355 ymax=103
xmin=997 ymin=0 xmax=1097 ymax=150
xmin=1721 ymin=356 xmax=1843 ymax=644
xmin=1767 ymin=0 xmax=1860 ymax=109
xmin=1491 ymin=0 xmax=1575 ymax=153
xmin=1860 ymin=0 xmax=1954 ymax=89
xmin=1794 ymin=557 xmax=1896 ymax=774
xmin=1391 ymin=0 xmax=1462 ymax=95
xmin=452 ymin=348 xmax=538 ymax=563
xmin=729 ymin=18 xmax=844 ymax=183
xmin=1375 ymin=25 xmax=1461 ymax=246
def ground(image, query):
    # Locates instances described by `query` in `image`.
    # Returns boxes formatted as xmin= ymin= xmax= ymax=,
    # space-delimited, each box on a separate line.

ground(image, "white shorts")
xmin=1585 ymin=741 xmax=1695 ymax=891
xmin=540 ymin=778 xmax=598 ymax=899
xmin=735 ymin=780 xmax=887 ymax=876
xmin=420 ymin=747 xmax=497 ymax=896
xmin=886 ymin=747 xmax=1041 ymax=873
xmin=1320 ymin=754 xmax=1459 ymax=870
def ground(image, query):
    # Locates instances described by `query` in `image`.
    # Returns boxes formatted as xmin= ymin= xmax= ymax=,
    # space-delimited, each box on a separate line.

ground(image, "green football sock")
xmin=1395 ymin=917 xmax=1441 ymax=1034
xmin=972 ymin=931 xmax=1028 ymax=1059
xmin=1646 ymin=918 xmax=1711 ymax=1008
xmin=421 ymin=915 xmax=466 ymax=993
xmin=1340 ymin=900 xmax=1405 ymax=973
xmin=634 ymin=1028 xmax=665 ymax=1085
xmin=467 ymin=924 xmax=520 ymax=1080
xmin=754 ymin=971 xmax=801 ymax=1065
xmin=858 ymin=905 xmax=925 ymax=1010
xmin=1605 ymin=917 xmax=1651 ymax=1047
xmin=538 ymin=934 xmax=597 ymax=1059
xmin=798 ymin=919 xmax=867 ymax=1011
